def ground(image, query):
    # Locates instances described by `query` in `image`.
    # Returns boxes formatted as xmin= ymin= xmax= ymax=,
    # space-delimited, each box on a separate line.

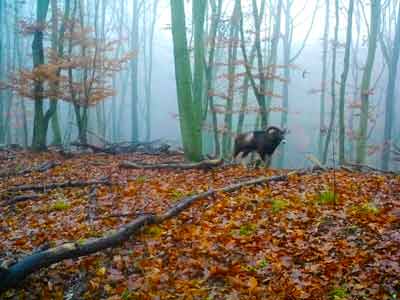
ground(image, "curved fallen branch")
xmin=120 ymin=158 xmax=223 ymax=170
xmin=0 ymin=169 xmax=314 ymax=292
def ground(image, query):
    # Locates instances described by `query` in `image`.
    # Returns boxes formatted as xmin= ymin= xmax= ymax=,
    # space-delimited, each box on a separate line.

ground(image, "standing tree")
xmin=380 ymin=1 xmax=400 ymax=170
xmin=322 ymin=0 xmax=339 ymax=164
xmin=318 ymin=0 xmax=330 ymax=160
xmin=170 ymin=0 xmax=203 ymax=161
xmin=356 ymin=0 xmax=381 ymax=164
xmin=131 ymin=0 xmax=139 ymax=142
xmin=31 ymin=0 xmax=54 ymax=151
xmin=0 ymin=0 xmax=5 ymax=144
xmin=338 ymin=0 xmax=354 ymax=164
xmin=143 ymin=0 xmax=160 ymax=142
xmin=222 ymin=1 xmax=240 ymax=158
xmin=204 ymin=0 xmax=223 ymax=156
xmin=10 ymin=0 xmax=132 ymax=147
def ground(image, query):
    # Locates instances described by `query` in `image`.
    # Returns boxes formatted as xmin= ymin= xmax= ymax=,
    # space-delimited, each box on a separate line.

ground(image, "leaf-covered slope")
xmin=0 ymin=151 xmax=399 ymax=299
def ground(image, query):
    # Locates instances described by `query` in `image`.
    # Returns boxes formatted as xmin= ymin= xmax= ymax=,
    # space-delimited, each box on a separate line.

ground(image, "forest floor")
xmin=0 ymin=151 xmax=399 ymax=300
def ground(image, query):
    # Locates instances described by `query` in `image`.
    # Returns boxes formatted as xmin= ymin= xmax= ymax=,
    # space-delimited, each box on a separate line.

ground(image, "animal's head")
xmin=265 ymin=126 xmax=287 ymax=145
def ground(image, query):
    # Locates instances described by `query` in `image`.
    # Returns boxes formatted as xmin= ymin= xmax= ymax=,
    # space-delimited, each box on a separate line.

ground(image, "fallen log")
xmin=6 ymin=178 xmax=111 ymax=193
xmin=71 ymin=140 xmax=175 ymax=155
xmin=120 ymin=158 xmax=224 ymax=170
xmin=1 ymin=194 xmax=41 ymax=207
xmin=0 ymin=161 xmax=60 ymax=179
xmin=344 ymin=163 xmax=397 ymax=175
xmin=0 ymin=169 xmax=313 ymax=292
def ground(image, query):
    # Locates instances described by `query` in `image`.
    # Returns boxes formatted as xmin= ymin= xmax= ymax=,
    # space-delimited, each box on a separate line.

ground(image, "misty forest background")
xmin=0 ymin=0 xmax=399 ymax=170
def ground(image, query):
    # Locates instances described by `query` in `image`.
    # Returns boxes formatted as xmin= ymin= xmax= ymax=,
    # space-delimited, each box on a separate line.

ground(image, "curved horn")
xmin=266 ymin=126 xmax=282 ymax=134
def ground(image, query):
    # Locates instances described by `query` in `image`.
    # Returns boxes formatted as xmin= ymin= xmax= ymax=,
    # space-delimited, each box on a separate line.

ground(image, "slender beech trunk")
xmin=49 ymin=0 xmax=62 ymax=146
xmin=144 ymin=0 xmax=159 ymax=142
xmin=14 ymin=3 xmax=28 ymax=147
xmin=356 ymin=0 xmax=381 ymax=164
xmin=131 ymin=0 xmax=139 ymax=142
xmin=278 ymin=0 xmax=291 ymax=168
xmin=222 ymin=1 xmax=239 ymax=158
xmin=0 ymin=0 xmax=4 ymax=144
xmin=238 ymin=1 xmax=267 ymax=130
xmin=96 ymin=0 xmax=106 ymax=138
xmin=265 ymin=0 xmax=282 ymax=127
xmin=322 ymin=0 xmax=339 ymax=164
xmin=206 ymin=0 xmax=223 ymax=156
xmin=252 ymin=0 xmax=268 ymax=128
xmin=237 ymin=44 xmax=256 ymax=135
xmin=193 ymin=0 xmax=207 ymax=145
xmin=381 ymin=1 xmax=400 ymax=170
xmin=338 ymin=0 xmax=354 ymax=164
xmin=348 ymin=3 xmax=361 ymax=162
xmin=319 ymin=0 xmax=330 ymax=160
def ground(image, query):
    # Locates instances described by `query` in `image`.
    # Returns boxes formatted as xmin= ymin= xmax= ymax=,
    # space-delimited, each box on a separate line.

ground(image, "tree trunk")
xmin=356 ymin=0 xmax=381 ymax=164
xmin=0 ymin=0 xmax=5 ymax=144
xmin=319 ymin=0 xmax=330 ymax=160
xmin=32 ymin=0 xmax=51 ymax=151
xmin=131 ymin=0 xmax=139 ymax=142
xmin=74 ymin=104 xmax=88 ymax=144
xmin=278 ymin=0 xmax=291 ymax=168
xmin=322 ymin=0 xmax=339 ymax=165
xmin=222 ymin=1 xmax=239 ymax=158
xmin=338 ymin=0 xmax=354 ymax=164
xmin=237 ymin=44 xmax=256 ymax=135
xmin=193 ymin=0 xmax=207 ymax=146
xmin=96 ymin=0 xmax=107 ymax=139
xmin=252 ymin=0 xmax=268 ymax=128
xmin=380 ymin=2 xmax=400 ymax=170
xmin=205 ymin=0 xmax=223 ymax=156
xmin=144 ymin=0 xmax=159 ymax=142
xmin=49 ymin=0 xmax=63 ymax=146
xmin=265 ymin=0 xmax=282 ymax=127
xmin=170 ymin=0 xmax=202 ymax=161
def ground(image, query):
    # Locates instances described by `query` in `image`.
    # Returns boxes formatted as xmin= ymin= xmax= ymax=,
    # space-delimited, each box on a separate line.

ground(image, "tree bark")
xmin=131 ymin=0 xmax=139 ymax=142
xmin=193 ymin=0 xmax=207 ymax=149
xmin=222 ymin=1 xmax=240 ymax=158
xmin=338 ymin=0 xmax=354 ymax=164
xmin=265 ymin=0 xmax=282 ymax=127
xmin=32 ymin=0 xmax=51 ymax=151
xmin=205 ymin=0 xmax=223 ymax=157
xmin=322 ymin=0 xmax=339 ymax=165
xmin=0 ymin=0 xmax=4 ymax=144
xmin=170 ymin=0 xmax=203 ymax=161
xmin=380 ymin=1 xmax=400 ymax=170
xmin=356 ymin=0 xmax=381 ymax=164
xmin=319 ymin=0 xmax=330 ymax=160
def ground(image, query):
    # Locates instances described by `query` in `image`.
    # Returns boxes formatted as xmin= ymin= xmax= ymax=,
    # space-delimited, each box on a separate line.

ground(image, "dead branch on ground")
xmin=6 ymin=178 xmax=111 ymax=193
xmin=0 ymin=161 xmax=60 ymax=179
xmin=120 ymin=158 xmax=223 ymax=170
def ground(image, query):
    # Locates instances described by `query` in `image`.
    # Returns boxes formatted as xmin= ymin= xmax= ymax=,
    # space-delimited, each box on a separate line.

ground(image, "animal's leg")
xmin=234 ymin=151 xmax=243 ymax=163
xmin=262 ymin=153 xmax=271 ymax=168
xmin=238 ymin=150 xmax=252 ymax=168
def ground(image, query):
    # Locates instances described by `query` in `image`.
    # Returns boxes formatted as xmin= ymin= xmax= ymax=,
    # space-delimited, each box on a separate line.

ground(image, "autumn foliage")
xmin=0 ymin=150 xmax=398 ymax=299
xmin=8 ymin=19 xmax=133 ymax=107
